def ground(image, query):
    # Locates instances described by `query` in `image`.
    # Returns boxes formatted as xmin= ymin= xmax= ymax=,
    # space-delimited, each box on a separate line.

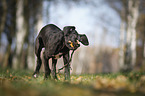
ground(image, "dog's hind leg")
xmin=43 ymin=51 xmax=51 ymax=79
xmin=33 ymin=37 xmax=43 ymax=78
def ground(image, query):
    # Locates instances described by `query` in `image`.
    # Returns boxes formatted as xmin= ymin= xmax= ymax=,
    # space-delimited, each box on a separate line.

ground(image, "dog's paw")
xmin=33 ymin=74 xmax=38 ymax=78
xmin=32 ymin=72 xmax=39 ymax=78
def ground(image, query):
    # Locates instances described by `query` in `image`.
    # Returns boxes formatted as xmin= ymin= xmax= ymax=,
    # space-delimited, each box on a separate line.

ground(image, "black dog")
xmin=33 ymin=24 xmax=89 ymax=80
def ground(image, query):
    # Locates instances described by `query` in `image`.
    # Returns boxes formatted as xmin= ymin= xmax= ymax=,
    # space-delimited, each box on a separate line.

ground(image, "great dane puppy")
xmin=33 ymin=24 xmax=89 ymax=80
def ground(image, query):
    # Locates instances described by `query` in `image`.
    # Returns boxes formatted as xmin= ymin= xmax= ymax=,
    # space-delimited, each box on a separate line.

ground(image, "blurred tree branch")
xmin=0 ymin=0 xmax=7 ymax=43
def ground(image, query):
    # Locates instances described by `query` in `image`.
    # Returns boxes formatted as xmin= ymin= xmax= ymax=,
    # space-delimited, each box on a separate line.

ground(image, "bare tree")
xmin=2 ymin=0 xmax=16 ymax=68
xmin=12 ymin=0 xmax=27 ymax=69
xmin=124 ymin=0 xmax=140 ymax=71
xmin=136 ymin=0 xmax=145 ymax=70
xmin=106 ymin=0 xmax=127 ymax=71
xmin=0 ymin=0 xmax=7 ymax=42
xmin=119 ymin=0 xmax=127 ymax=71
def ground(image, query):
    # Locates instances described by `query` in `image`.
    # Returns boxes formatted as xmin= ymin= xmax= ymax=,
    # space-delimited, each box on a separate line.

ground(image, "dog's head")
xmin=63 ymin=26 xmax=89 ymax=50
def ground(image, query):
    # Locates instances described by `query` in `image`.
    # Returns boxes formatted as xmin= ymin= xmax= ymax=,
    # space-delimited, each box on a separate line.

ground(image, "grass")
xmin=0 ymin=68 xmax=145 ymax=96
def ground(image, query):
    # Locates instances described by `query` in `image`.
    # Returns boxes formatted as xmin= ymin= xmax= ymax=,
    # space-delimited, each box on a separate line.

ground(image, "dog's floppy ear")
xmin=79 ymin=34 xmax=89 ymax=46
xmin=63 ymin=26 xmax=75 ymax=36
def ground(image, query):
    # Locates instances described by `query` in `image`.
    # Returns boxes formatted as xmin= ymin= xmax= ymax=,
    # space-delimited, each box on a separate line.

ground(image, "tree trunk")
xmin=0 ymin=0 xmax=7 ymax=44
xmin=124 ymin=0 xmax=139 ymax=71
xmin=119 ymin=21 xmax=125 ymax=70
xmin=119 ymin=3 xmax=127 ymax=71
xmin=1 ymin=0 xmax=16 ymax=68
xmin=143 ymin=37 xmax=145 ymax=70
xmin=3 ymin=42 xmax=12 ymax=68
xmin=12 ymin=0 xmax=27 ymax=69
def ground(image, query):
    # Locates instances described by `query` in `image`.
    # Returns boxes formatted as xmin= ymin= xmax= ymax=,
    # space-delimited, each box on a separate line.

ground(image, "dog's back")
xmin=38 ymin=24 xmax=62 ymax=39
xmin=39 ymin=24 xmax=61 ymax=35
xmin=35 ymin=24 xmax=64 ymax=56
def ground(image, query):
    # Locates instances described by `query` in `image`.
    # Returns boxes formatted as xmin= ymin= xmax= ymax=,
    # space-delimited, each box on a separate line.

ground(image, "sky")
xmin=43 ymin=0 xmax=121 ymax=48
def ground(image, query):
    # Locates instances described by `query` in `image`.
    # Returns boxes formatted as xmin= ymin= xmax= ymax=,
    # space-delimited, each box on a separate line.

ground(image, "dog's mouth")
xmin=68 ymin=41 xmax=74 ymax=48
xmin=68 ymin=40 xmax=80 ymax=49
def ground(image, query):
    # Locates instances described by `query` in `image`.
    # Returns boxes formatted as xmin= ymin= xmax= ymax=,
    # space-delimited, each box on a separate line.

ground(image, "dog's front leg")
xmin=63 ymin=52 xmax=70 ymax=81
xmin=52 ymin=58 xmax=58 ymax=80
xmin=43 ymin=51 xmax=51 ymax=79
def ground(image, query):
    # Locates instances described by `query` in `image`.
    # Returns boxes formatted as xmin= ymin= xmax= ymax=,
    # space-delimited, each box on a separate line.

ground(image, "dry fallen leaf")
xmin=7 ymin=69 xmax=9 ymax=73
xmin=28 ymin=77 xmax=31 ymax=79
xmin=140 ymin=75 xmax=145 ymax=81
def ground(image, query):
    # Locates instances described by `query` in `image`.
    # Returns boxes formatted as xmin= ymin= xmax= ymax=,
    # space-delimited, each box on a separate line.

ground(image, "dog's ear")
xmin=79 ymin=34 xmax=89 ymax=46
xmin=63 ymin=26 xmax=75 ymax=36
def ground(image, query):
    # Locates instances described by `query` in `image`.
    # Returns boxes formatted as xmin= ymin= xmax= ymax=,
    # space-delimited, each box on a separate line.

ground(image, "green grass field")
xmin=0 ymin=69 xmax=145 ymax=96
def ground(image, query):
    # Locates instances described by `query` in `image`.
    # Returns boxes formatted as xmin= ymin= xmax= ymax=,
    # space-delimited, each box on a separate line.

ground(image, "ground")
xmin=0 ymin=69 xmax=145 ymax=96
